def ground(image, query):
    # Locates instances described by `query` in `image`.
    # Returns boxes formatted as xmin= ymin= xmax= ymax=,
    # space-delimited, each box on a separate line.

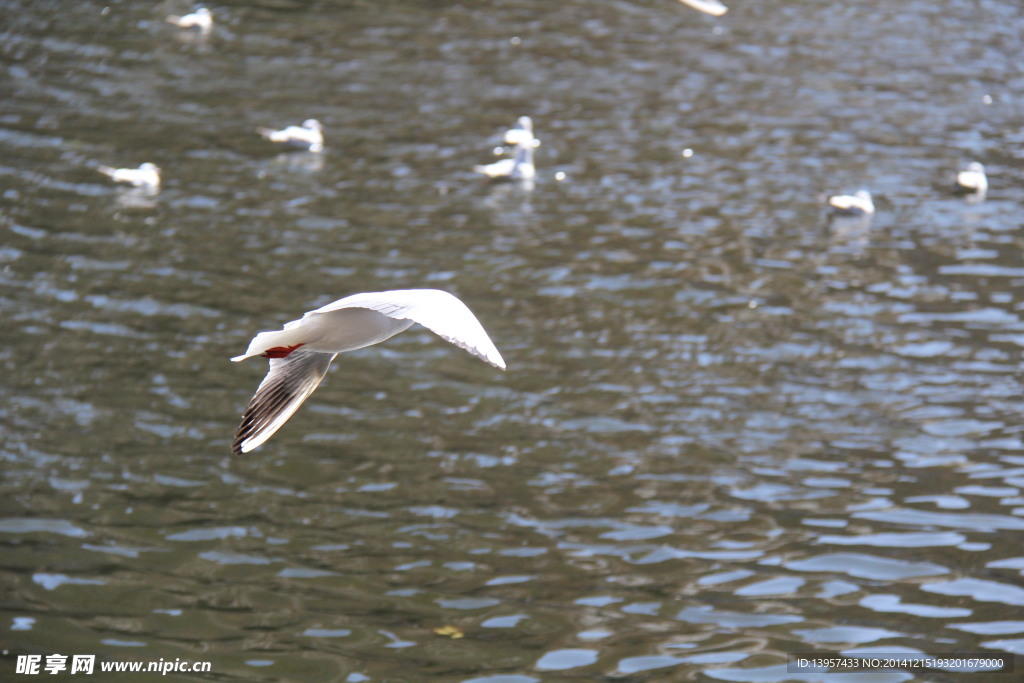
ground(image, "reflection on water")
xmin=2 ymin=0 xmax=1023 ymax=680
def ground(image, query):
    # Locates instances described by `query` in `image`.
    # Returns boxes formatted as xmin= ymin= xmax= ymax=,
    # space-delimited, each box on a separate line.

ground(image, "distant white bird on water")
xmin=166 ymin=7 xmax=213 ymax=31
xmin=677 ymin=0 xmax=728 ymax=17
xmin=502 ymin=116 xmax=538 ymax=148
xmin=231 ymin=289 xmax=505 ymax=454
xmin=475 ymin=117 xmax=535 ymax=182
xmin=97 ymin=162 xmax=161 ymax=189
xmin=954 ymin=162 xmax=987 ymax=196
xmin=828 ymin=189 xmax=874 ymax=216
xmin=474 ymin=144 xmax=535 ymax=182
xmin=257 ymin=119 xmax=324 ymax=153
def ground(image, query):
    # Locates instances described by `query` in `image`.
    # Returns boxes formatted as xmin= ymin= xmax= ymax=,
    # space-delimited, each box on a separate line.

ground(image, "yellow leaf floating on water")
xmin=433 ymin=625 xmax=464 ymax=639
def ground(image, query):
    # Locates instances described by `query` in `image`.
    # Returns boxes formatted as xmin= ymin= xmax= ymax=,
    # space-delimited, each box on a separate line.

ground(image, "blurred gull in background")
xmin=96 ymin=162 xmax=161 ymax=190
xmin=166 ymin=7 xmax=213 ymax=31
xmin=502 ymin=116 xmax=538 ymax=148
xmin=677 ymin=0 xmax=728 ymax=17
xmin=475 ymin=117 xmax=536 ymax=184
xmin=827 ymin=189 xmax=874 ymax=216
xmin=954 ymin=162 xmax=987 ymax=200
xmin=257 ymin=119 xmax=324 ymax=153
xmin=474 ymin=144 xmax=535 ymax=183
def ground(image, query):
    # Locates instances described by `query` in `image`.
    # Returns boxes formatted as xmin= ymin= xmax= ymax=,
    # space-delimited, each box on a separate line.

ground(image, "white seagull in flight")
xmin=166 ymin=7 xmax=213 ymax=31
xmin=96 ymin=162 xmax=161 ymax=189
xmin=231 ymin=289 xmax=505 ymax=454
xmin=257 ymin=119 xmax=324 ymax=153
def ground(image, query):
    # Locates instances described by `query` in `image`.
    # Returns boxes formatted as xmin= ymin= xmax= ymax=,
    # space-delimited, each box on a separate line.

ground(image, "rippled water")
xmin=2 ymin=0 xmax=1024 ymax=681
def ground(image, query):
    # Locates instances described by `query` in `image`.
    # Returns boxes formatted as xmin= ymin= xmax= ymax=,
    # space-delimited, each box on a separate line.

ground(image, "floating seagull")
xmin=257 ymin=119 xmax=324 ymax=153
xmin=475 ymin=118 xmax=535 ymax=182
xmin=677 ymin=0 xmax=728 ymax=17
xmin=231 ymin=289 xmax=505 ymax=454
xmin=503 ymin=116 xmax=538 ymax=148
xmin=96 ymin=162 xmax=161 ymax=189
xmin=474 ymin=144 xmax=535 ymax=182
xmin=827 ymin=189 xmax=874 ymax=216
xmin=166 ymin=7 xmax=213 ymax=31
xmin=954 ymin=162 xmax=987 ymax=195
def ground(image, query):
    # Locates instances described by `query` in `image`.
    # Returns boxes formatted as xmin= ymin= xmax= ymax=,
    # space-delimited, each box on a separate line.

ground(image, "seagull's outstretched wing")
xmin=231 ymin=289 xmax=504 ymax=454
xmin=677 ymin=0 xmax=728 ymax=16
xmin=233 ymin=349 xmax=336 ymax=454
xmin=311 ymin=289 xmax=506 ymax=370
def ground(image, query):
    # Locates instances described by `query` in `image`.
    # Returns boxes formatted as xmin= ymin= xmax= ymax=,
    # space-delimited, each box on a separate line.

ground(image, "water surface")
xmin=2 ymin=0 xmax=1023 ymax=680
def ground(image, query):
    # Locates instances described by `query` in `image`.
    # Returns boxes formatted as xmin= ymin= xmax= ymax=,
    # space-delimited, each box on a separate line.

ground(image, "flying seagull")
xmin=96 ymin=162 xmax=161 ymax=189
xmin=827 ymin=189 xmax=874 ymax=216
xmin=231 ymin=289 xmax=505 ymax=454
xmin=166 ymin=7 xmax=213 ymax=31
xmin=257 ymin=119 xmax=324 ymax=152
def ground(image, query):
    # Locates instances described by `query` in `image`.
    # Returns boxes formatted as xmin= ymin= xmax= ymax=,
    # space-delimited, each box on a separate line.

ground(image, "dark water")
xmin=2 ymin=0 xmax=1024 ymax=680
